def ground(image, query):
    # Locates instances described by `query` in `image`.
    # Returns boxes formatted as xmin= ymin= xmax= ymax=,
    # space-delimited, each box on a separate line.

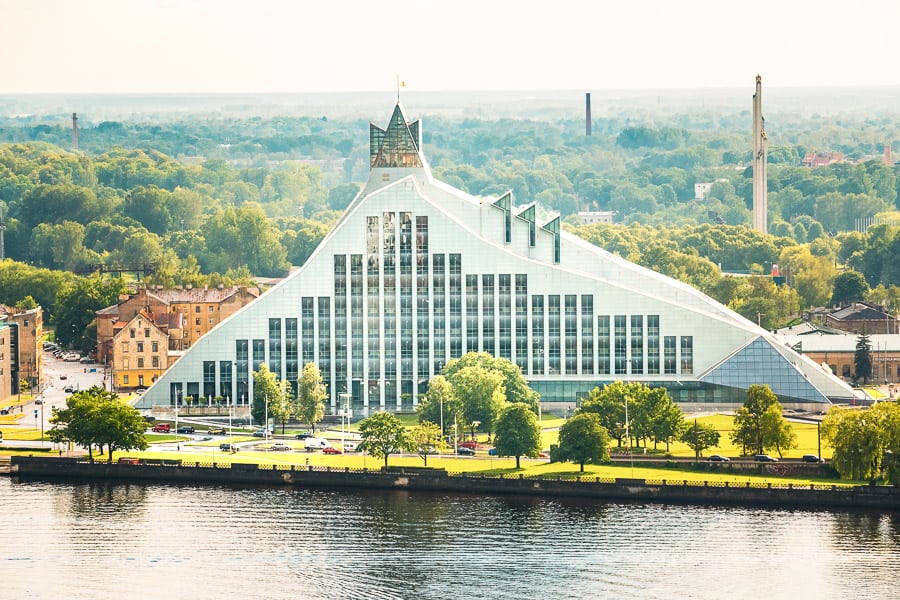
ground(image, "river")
xmin=0 ymin=477 xmax=897 ymax=599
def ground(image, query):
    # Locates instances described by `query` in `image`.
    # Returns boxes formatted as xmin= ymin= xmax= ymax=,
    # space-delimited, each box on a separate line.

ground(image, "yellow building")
xmin=0 ymin=321 xmax=15 ymax=402
xmin=110 ymin=310 xmax=168 ymax=391
xmin=0 ymin=305 xmax=43 ymax=391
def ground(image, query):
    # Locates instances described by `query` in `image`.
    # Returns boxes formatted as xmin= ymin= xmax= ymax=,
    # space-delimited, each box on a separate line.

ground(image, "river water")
xmin=0 ymin=477 xmax=897 ymax=600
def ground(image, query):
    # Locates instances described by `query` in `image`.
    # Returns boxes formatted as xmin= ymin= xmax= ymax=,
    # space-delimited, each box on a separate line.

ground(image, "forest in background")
xmin=1 ymin=90 xmax=899 ymax=339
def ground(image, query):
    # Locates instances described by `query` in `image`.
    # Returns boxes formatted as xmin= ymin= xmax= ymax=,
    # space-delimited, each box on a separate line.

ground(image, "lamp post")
xmin=340 ymin=392 xmax=351 ymax=452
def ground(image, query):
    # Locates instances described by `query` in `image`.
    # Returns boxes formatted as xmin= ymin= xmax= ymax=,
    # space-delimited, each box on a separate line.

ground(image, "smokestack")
xmin=752 ymin=76 xmax=767 ymax=234
xmin=585 ymin=92 xmax=592 ymax=136
xmin=884 ymin=144 xmax=894 ymax=167
xmin=72 ymin=112 xmax=79 ymax=150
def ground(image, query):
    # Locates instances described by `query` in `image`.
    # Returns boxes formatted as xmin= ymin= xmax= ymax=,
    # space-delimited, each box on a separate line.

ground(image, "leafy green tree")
xmin=50 ymin=386 xmax=147 ymax=463
xmin=822 ymin=403 xmax=900 ymax=482
xmin=492 ymin=403 xmax=541 ymax=469
xmin=358 ymin=411 xmax=406 ymax=468
xmin=442 ymin=352 xmax=539 ymax=412
xmin=680 ymin=420 xmax=721 ymax=459
xmin=579 ymin=381 xmax=652 ymax=448
xmin=555 ymin=412 xmax=610 ymax=471
xmin=54 ymin=274 xmax=129 ymax=350
xmin=252 ymin=363 xmax=293 ymax=432
xmin=447 ymin=364 xmax=507 ymax=435
xmin=295 ymin=362 xmax=326 ymax=433
xmin=648 ymin=390 xmax=685 ymax=451
xmin=854 ymin=334 xmax=873 ymax=384
xmin=406 ymin=421 xmax=441 ymax=466
xmin=730 ymin=384 xmax=789 ymax=456
xmin=416 ymin=375 xmax=460 ymax=437
xmin=759 ymin=403 xmax=797 ymax=458
xmin=831 ymin=270 xmax=869 ymax=306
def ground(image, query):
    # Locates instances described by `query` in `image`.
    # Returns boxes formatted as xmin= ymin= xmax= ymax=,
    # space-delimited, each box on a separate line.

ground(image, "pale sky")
xmin=2 ymin=0 xmax=898 ymax=94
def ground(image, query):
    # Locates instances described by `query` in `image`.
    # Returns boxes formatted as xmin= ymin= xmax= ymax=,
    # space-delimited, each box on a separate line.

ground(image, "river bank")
xmin=8 ymin=455 xmax=898 ymax=511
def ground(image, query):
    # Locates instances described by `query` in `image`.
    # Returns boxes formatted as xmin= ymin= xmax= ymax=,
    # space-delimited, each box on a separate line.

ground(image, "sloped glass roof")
xmin=700 ymin=337 xmax=828 ymax=403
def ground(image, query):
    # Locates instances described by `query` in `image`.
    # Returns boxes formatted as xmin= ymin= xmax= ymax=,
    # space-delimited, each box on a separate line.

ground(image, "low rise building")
xmin=0 ymin=305 xmax=43 ymax=391
xmin=0 ymin=321 xmax=17 ymax=402
xmin=776 ymin=330 xmax=900 ymax=386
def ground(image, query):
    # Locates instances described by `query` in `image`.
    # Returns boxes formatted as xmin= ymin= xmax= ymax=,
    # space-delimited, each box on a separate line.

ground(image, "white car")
xmin=270 ymin=442 xmax=291 ymax=451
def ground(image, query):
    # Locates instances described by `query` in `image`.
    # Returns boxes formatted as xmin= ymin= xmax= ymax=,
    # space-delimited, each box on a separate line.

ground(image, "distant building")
xmin=801 ymin=151 xmax=846 ymax=168
xmin=820 ymin=302 xmax=898 ymax=335
xmin=577 ymin=211 xmax=615 ymax=225
xmin=96 ymin=285 xmax=261 ymax=390
xmin=884 ymin=144 xmax=894 ymax=167
xmin=0 ymin=305 xmax=42 ymax=391
xmin=694 ymin=182 xmax=713 ymax=201
xmin=0 ymin=321 xmax=16 ymax=402
xmin=776 ymin=331 xmax=900 ymax=385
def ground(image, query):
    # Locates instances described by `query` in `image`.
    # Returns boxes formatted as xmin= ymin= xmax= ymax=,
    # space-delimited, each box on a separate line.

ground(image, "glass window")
xmin=482 ymin=275 xmax=495 ymax=355
xmin=466 ymin=274 xmax=478 ymax=352
xmin=614 ymin=315 xmax=627 ymax=375
xmin=680 ymin=336 xmax=693 ymax=375
xmin=581 ymin=295 xmax=594 ymax=374
xmin=498 ymin=274 xmax=511 ymax=360
xmin=630 ymin=315 xmax=643 ymax=374
xmin=532 ymin=295 xmax=544 ymax=375
xmin=548 ymin=295 xmax=560 ymax=375
xmin=515 ymin=274 xmax=528 ymax=373
xmin=664 ymin=336 xmax=677 ymax=374
xmin=564 ymin=295 xmax=577 ymax=374
xmin=597 ymin=316 xmax=610 ymax=374
xmin=647 ymin=315 xmax=660 ymax=375
xmin=137 ymin=342 xmax=144 ymax=353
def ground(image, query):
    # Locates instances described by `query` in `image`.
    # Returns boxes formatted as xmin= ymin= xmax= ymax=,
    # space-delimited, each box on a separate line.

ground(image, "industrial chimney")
xmin=72 ymin=112 xmax=79 ymax=150
xmin=585 ymin=92 xmax=592 ymax=136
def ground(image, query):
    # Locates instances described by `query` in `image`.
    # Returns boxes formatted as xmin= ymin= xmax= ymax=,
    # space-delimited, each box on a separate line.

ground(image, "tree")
xmin=679 ymin=420 xmax=721 ymax=459
xmin=406 ymin=421 xmax=441 ymax=466
xmin=492 ymin=403 xmax=541 ymax=469
xmin=831 ymin=270 xmax=869 ymax=306
xmin=442 ymin=352 xmax=539 ymax=413
xmin=358 ymin=411 xmax=406 ymax=468
xmin=416 ymin=375 xmax=460 ymax=438
xmin=555 ymin=413 xmax=610 ymax=471
xmin=252 ymin=364 xmax=294 ymax=433
xmin=295 ymin=362 xmax=326 ymax=433
xmin=822 ymin=403 xmax=900 ymax=482
xmin=50 ymin=386 xmax=147 ymax=463
xmin=854 ymin=334 xmax=873 ymax=384
xmin=579 ymin=381 xmax=652 ymax=448
xmin=730 ymin=384 xmax=792 ymax=456
xmin=448 ymin=365 xmax=507 ymax=436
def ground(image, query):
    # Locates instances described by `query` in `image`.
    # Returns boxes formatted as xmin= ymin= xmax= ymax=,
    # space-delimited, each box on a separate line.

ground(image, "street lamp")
xmin=340 ymin=392 xmax=352 ymax=452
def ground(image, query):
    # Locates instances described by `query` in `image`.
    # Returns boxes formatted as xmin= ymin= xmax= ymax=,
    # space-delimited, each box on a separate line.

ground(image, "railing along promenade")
xmin=8 ymin=456 xmax=899 ymax=510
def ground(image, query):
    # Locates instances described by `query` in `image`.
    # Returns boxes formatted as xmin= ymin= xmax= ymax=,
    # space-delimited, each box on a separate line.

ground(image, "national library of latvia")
xmin=137 ymin=103 xmax=855 ymax=415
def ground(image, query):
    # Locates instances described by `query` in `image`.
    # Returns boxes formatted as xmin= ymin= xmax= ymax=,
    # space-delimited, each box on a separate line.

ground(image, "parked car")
xmin=459 ymin=440 xmax=478 ymax=449
xmin=322 ymin=446 xmax=342 ymax=455
xmin=754 ymin=454 xmax=779 ymax=462
xmin=207 ymin=427 xmax=226 ymax=435
xmin=176 ymin=426 xmax=195 ymax=434
xmin=34 ymin=399 xmax=43 ymax=405
xmin=152 ymin=423 xmax=171 ymax=433
xmin=457 ymin=446 xmax=476 ymax=456
xmin=59 ymin=375 xmax=67 ymax=380
xmin=117 ymin=457 xmax=140 ymax=465
xmin=252 ymin=429 xmax=268 ymax=438
xmin=219 ymin=443 xmax=237 ymax=452
xmin=802 ymin=454 xmax=824 ymax=463
xmin=63 ymin=386 xmax=74 ymax=393
xmin=270 ymin=442 xmax=291 ymax=451
xmin=295 ymin=432 xmax=313 ymax=440
xmin=135 ymin=388 xmax=147 ymax=395
xmin=0 ymin=408 xmax=9 ymax=415
xmin=707 ymin=455 xmax=730 ymax=462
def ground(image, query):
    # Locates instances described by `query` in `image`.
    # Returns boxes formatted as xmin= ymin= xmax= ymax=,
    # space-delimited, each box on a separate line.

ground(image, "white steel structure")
xmin=138 ymin=104 xmax=854 ymax=414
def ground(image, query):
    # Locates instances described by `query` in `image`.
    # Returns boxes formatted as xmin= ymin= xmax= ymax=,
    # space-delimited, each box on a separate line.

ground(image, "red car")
xmin=459 ymin=440 xmax=478 ymax=449
xmin=151 ymin=423 xmax=170 ymax=433
xmin=322 ymin=446 xmax=342 ymax=455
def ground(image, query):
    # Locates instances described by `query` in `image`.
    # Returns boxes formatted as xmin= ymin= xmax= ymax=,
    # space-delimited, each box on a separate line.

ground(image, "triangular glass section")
xmin=517 ymin=204 xmax=536 ymax=247
xmin=371 ymin=104 xmax=423 ymax=168
xmin=700 ymin=337 xmax=827 ymax=403
xmin=493 ymin=192 xmax=512 ymax=243
xmin=542 ymin=216 xmax=560 ymax=263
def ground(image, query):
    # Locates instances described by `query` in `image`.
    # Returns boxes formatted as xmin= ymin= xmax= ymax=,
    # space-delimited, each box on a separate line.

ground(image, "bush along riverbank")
xmin=8 ymin=456 xmax=898 ymax=511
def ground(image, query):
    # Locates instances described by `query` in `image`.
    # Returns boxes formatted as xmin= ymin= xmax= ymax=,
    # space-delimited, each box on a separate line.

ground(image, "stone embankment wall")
xmin=9 ymin=456 xmax=898 ymax=511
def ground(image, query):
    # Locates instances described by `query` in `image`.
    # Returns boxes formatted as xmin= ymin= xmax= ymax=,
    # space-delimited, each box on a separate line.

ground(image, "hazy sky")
xmin=3 ymin=0 xmax=898 ymax=94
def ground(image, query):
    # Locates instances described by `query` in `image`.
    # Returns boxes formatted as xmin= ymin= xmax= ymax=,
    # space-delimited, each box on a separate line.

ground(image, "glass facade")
xmin=532 ymin=295 xmax=544 ymax=375
xmin=630 ymin=315 xmax=643 ymax=375
xmin=433 ymin=254 xmax=446 ymax=370
xmin=482 ymin=274 xmax=494 ymax=355
xmin=614 ymin=315 xmax=627 ymax=375
xmin=515 ymin=274 xmax=528 ymax=373
xmin=581 ymin=295 xmax=593 ymax=374
xmin=564 ymin=295 xmax=577 ymax=375
xmin=598 ymin=315 xmax=610 ymax=375
xmin=548 ymin=295 xmax=560 ymax=375
xmin=449 ymin=255 xmax=462 ymax=361
xmin=498 ymin=274 xmax=511 ymax=361
xmin=466 ymin=274 xmax=478 ymax=352
xmin=647 ymin=315 xmax=660 ymax=375
xmin=268 ymin=318 xmax=282 ymax=378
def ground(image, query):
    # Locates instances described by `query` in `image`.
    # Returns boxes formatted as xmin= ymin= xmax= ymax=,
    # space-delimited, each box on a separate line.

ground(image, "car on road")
xmin=342 ymin=441 xmax=359 ymax=452
xmin=754 ymin=454 xmax=779 ymax=462
xmin=63 ymin=386 xmax=74 ymax=393
xmin=176 ymin=426 xmax=195 ymax=434
xmin=707 ymin=455 xmax=730 ymax=462
xmin=802 ymin=454 xmax=824 ymax=463
xmin=59 ymin=375 xmax=67 ymax=380
xmin=219 ymin=443 xmax=237 ymax=452
xmin=322 ymin=446 xmax=342 ymax=454
xmin=34 ymin=398 xmax=43 ymax=405
xmin=270 ymin=442 xmax=291 ymax=451
xmin=207 ymin=427 xmax=226 ymax=435
xmin=135 ymin=388 xmax=147 ymax=395
xmin=152 ymin=423 xmax=171 ymax=433
xmin=0 ymin=408 xmax=9 ymax=415
xmin=252 ymin=429 xmax=268 ymax=437
xmin=459 ymin=440 xmax=478 ymax=450
xmin=457 ymin=446 xmax=476 ymax=456
xmin=295 ymin=432 xmax=313 ymax=440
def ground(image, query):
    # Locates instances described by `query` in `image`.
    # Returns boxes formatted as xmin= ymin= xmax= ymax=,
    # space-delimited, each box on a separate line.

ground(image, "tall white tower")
xmin=752 ymin=75 xmax=767 ymax=234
